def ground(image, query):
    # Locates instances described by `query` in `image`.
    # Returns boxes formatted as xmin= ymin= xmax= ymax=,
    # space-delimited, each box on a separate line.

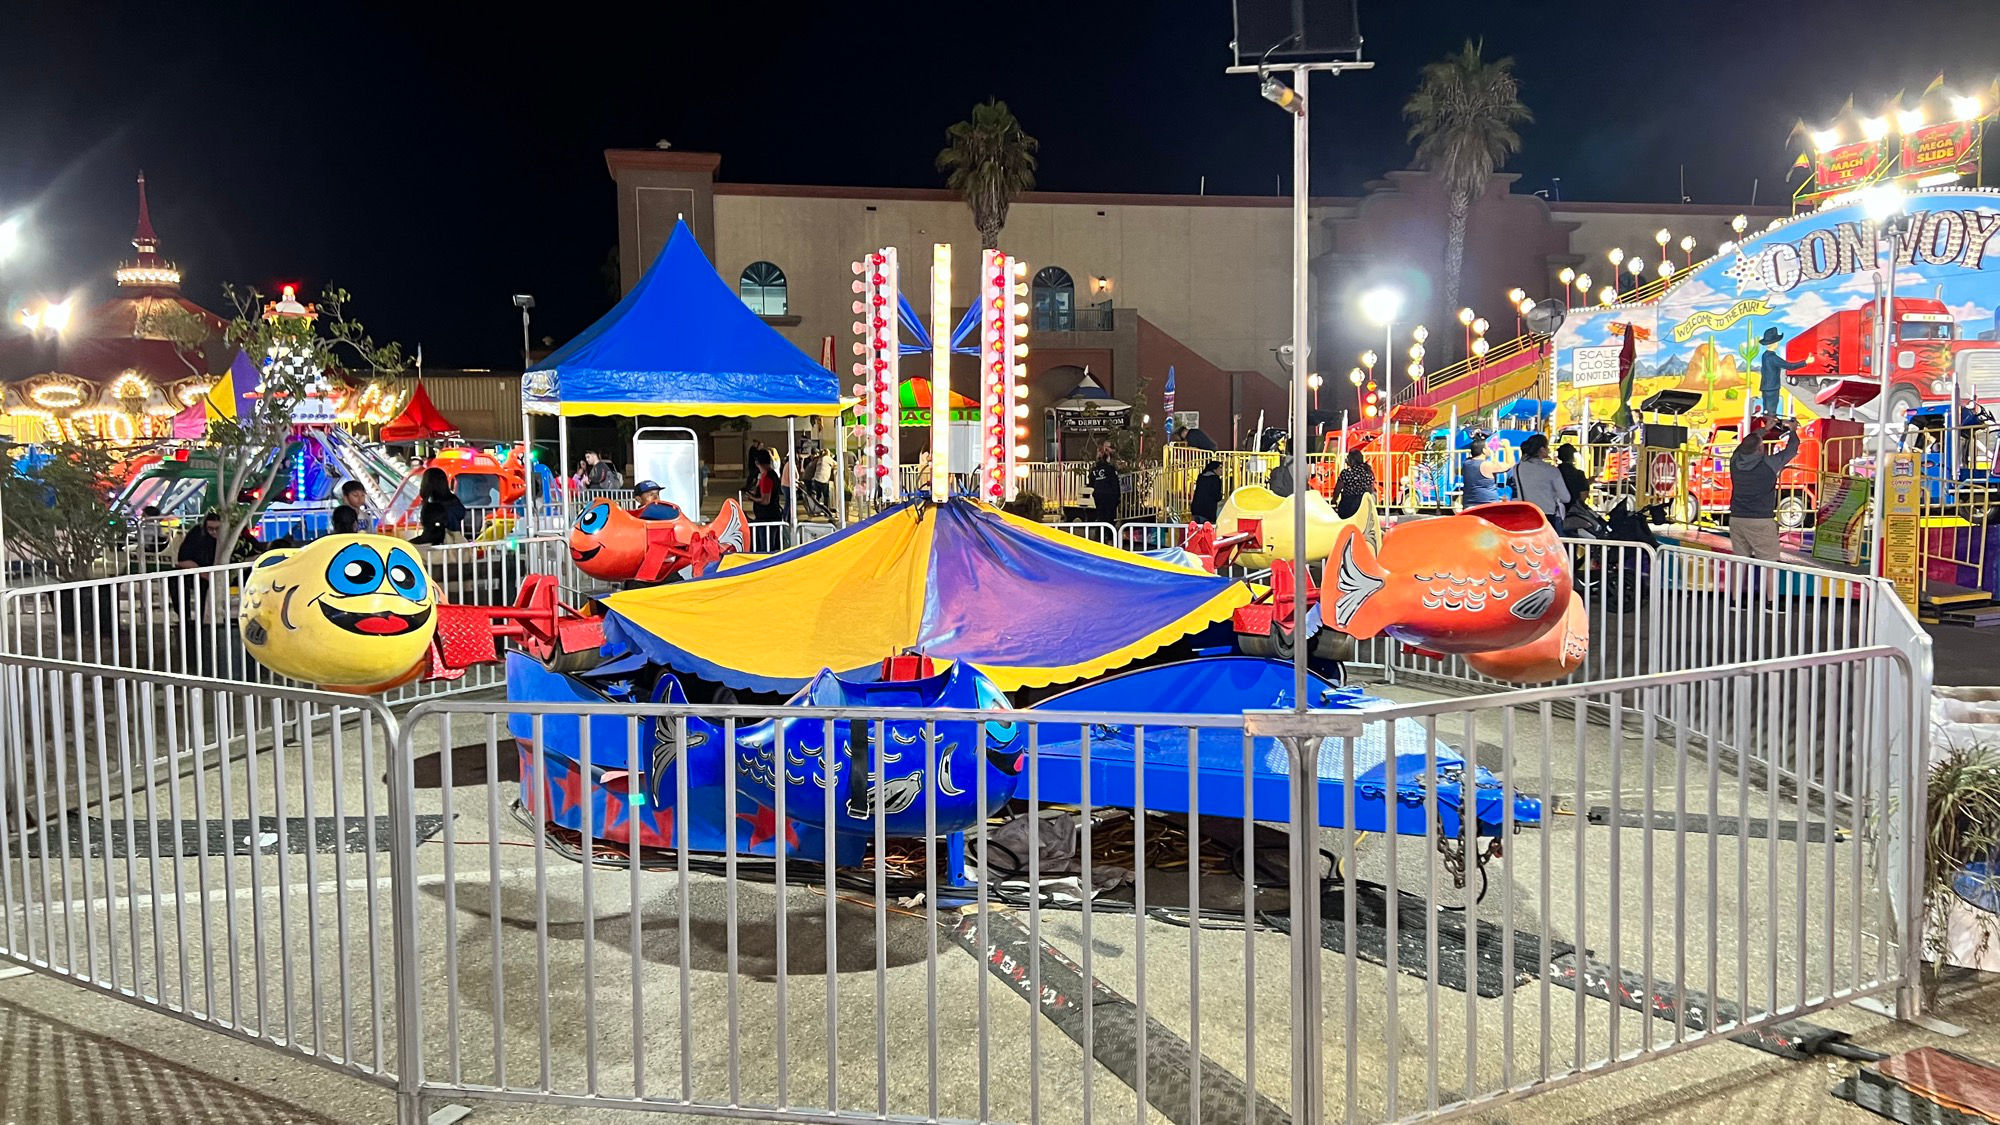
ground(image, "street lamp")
xmin=1862 ymin=185 xmax=1915 ymax=578
xmin=1678 ymin=234 xmax=1697 ymax=268
xmin=1360 ymin=287 xmax=1403 ymax=425
xmin=1654 ymin=229 xmax=1671 ymax=262
xmin=1607 ymin=247 xmax=1625 ymax=271
xmin=1731 ymin=214 xmax=1749 ymax=238
xmin=1306 ymin=372 xmax=1322 ymax=409
xmin=1658 ymin=260 xmax=1675 ymax=279
xmin=512 ymin=294 xmax=537 ymax=532
xmin=1557 ymin=267 xmax=1576 ymax=310
xmin=1626 ymin=257 xmax=1645 ymax=293
xmin=1598 ymin=285 xmax=1618 ymax=306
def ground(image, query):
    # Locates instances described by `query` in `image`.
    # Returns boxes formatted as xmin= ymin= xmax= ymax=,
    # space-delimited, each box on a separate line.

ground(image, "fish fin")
xmin=1330 ymin=524 xmax=1391 ymax=638
xmin=710 ymin=499 xmax=747 ymax=553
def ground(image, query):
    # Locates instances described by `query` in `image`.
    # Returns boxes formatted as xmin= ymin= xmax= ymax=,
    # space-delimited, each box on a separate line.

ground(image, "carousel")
xmin=1 ymin=174 xmax=228 ymax=444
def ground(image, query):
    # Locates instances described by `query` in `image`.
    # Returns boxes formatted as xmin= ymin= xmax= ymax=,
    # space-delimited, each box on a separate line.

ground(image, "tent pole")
xmin=834 ymin=412 xmax=847 ymax=525
xmin=787 ymin=418 xmax=798 ymax=542
xmin=558 ymin=414 xmax=572 ymax=526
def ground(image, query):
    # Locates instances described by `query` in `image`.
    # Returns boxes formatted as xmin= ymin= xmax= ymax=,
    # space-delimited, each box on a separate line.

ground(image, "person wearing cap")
xmin=1758 ymin=327 xmax=1808 ymax=417
xmin=1728 ymin=414 xmax=1799 ymax=562
xmin=630 ymin=480 xmax=681 ymax=521
xmin=1189 ymin=459 xmax=1224 ymax=524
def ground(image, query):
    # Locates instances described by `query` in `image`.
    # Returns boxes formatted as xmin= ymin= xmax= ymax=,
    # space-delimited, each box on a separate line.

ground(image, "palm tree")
xmin=936 ymin=99 xmax=1039 ymax=250
xmin=1403 ymin=39 xmax=1533 ymax=320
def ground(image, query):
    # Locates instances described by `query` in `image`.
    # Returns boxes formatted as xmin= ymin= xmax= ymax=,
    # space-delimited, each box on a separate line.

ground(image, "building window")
xmin=1032 ymin=267 xmax=1075 ymax=332
xmin=739 ymin=261 xmax=788 ymax=317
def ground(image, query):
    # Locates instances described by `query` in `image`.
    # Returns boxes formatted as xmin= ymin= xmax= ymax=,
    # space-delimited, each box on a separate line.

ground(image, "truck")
xmin=1783 ymin=295 xmax=2000 ymax=421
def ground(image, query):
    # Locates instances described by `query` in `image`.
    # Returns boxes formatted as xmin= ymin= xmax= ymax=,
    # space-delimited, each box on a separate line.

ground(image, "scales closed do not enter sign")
xmin=1572 ymin=346 xmax=1622 ymax=389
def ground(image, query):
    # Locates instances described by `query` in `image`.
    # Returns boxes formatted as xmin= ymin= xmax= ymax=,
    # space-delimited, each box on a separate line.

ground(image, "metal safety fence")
xmin=0 ymin=656 xmax=406 ymax=1090
xmin=378 ymin=641 xmax=1920 ymax=1124
xmin=0 ymin=530 xmax=1936 ymax=1124
xmin=0 ymin=536 xmax=578 ymax=706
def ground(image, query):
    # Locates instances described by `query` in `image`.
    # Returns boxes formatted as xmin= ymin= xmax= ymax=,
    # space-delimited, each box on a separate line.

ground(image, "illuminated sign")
xmin=1812 ymin=140 xmax=1887 ymax=195
xmin=1902 ymin=120 xmax=1977 ymax=175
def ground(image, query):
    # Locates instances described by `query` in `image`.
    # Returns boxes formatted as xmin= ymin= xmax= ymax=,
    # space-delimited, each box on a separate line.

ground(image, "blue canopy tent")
xmin=523 ymin=219 xmax=843 ymax=418
xmin=520 ymin=218 xmax=848 ymax=531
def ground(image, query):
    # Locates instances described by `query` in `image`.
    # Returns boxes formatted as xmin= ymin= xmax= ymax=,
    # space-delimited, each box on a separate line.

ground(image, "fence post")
xmin=382 ymin=704 xmax=430 ymax=1120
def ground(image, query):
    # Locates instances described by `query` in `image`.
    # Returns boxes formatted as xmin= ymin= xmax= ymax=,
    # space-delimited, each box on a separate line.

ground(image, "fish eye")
xmin=384 ymin=547 xmax=428 ymax=601
xmin=326 ymin=543 xmax=382 ymax=596
xmin=577 ymin=503 xmax=610 ymax=533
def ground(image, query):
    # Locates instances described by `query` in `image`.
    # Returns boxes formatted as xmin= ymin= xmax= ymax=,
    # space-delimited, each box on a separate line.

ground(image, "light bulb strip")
xmin=852 ymin=248 xmax=901 ymax=503
xmin=930 ymin=244 xmax=952 ymax=502
xmin=977 ymin=249 xmax=1029 ymax=502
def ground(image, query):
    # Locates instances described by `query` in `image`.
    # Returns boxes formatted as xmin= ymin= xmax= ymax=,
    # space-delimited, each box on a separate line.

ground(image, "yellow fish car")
xmin=239 ymin=534 xmax=438 ymax=692
xmin=1216 ymin=485 xmax=1379 ymax=568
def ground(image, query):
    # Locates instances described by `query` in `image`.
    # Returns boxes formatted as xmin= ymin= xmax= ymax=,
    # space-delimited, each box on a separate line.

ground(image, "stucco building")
xmin=608 ymin=149 xmax=1784 ymax=452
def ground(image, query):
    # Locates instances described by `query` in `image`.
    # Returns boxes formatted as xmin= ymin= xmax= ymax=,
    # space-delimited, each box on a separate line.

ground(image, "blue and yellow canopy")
xmin=601 ymin=499 xmax=1252 ymax=692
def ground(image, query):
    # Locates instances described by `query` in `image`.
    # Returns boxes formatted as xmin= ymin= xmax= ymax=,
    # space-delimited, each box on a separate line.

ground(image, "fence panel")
xmin=0 ymin=656 xmax=404 ymax=1087
xmin=1 ymin=537 xmax=577 ymax=703
xmin=1274 ymin=644 xmax=1916 ymax=1121
xmin=396 ymin=698 xmax=1302 ymax=1124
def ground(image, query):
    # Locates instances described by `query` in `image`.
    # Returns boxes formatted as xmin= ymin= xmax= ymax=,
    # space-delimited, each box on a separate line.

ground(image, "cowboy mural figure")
xmin=1758 ymin=326 xmax=1808 ymax=418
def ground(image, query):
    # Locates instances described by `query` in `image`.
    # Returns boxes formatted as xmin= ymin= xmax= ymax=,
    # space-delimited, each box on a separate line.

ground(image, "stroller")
xmin=1570 ymin=498 xmax=1662 ymax=612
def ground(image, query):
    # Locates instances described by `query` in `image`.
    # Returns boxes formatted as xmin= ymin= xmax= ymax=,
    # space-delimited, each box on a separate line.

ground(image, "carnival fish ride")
xmin=239 ymin=489 xmax=1578 ymax=890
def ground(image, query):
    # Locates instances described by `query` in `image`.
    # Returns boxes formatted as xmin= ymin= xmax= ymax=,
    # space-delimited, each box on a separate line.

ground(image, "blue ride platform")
xmin=1026 ymin=657 xmax=1541 ymax=839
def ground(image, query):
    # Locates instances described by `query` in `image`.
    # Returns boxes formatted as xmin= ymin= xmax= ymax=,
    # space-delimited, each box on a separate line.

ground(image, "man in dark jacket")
xmin=1189 ymin=460 xmax=1224 ymax=523
xmin=1087 ymin=443 xmax=1121 ymax=522
xmin=1728 ymin=416 xmax=1800 ymax=561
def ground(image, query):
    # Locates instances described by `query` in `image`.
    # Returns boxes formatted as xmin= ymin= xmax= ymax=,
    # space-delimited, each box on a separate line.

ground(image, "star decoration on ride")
xmin=741 ymin=806 xmax=801 ymax=849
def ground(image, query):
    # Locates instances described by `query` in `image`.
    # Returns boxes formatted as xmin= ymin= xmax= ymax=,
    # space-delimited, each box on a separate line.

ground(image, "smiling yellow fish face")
xmin=239 ymin=534 xmax=438 ymax=692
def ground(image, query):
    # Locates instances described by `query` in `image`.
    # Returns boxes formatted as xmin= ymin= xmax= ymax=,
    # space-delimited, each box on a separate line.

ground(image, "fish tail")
xmin=1329 ymin=524 xmax=1393 ymax=638
xmin=710 ymin=498 xmax=747 ymax=553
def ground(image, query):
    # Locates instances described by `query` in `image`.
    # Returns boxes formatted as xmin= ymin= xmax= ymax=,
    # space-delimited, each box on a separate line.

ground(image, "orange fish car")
xmin=1463 ymin=594 xmax=1589 ymax=683
xmin=568 ymin=497 xmax=747 ymax=583
xmin=1328 ymin=501 xmax=1571 ymax=654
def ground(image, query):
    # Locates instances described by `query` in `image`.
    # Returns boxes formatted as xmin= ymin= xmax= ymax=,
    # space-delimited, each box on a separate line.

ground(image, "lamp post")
xmin=1654 ymin=229 xmax=1671 ymax=272
xmin=1626 ymin=257 xmax=1645 ymax=295
xmin=1360 ymin=287 xmax=1403 ymax=429
xmin=1306 ymin=372 xmax=1322 ymax=411
xmin=1557 ymin=267 xmax=1576 ymax=310
xmin=1864 ymin=187 xmax=1916 ymax=579
xmin=1678 ymin=234 xmax=1697 ymax=269
xmin=0 ymin=216 xmax=29 ymax=613
xmin=512 ymin=294 xmax=537 ymax=533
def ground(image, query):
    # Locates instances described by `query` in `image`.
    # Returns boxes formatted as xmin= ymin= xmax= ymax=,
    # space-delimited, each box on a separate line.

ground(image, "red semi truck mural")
xmin=1783 ymin=295 xmax=2000 ymax=418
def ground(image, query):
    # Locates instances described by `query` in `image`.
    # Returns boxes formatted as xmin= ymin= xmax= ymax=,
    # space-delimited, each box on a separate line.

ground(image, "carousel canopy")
xmin=601 ymin=497 xmax=1251 ymax=693
xmin=524 ymin=219 xmax=842 ymax=419
xmin=379 ymin=380 xmax=459 ymax=441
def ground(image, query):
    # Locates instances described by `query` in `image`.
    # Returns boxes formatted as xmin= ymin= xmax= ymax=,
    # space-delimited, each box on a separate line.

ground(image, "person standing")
xmin=412 ymin=467 xmax=465 ymax=546
xmin=1727 ymin=416 xmax=1800 ymax=561
xmin=1087 ymin=442 xmax=1122 ymax=522
xmin=1189 ymin=459 xmax=1224 ymax=524
xmin=1555 ymin=444 xmax=1589 ymax=512
xmin=1758 ymin=327 xmax=1808 ymax=418
xmin=1459 ymin=435 xmax=1503 ymax=508
xmin=1334 ymin=450 xmax=1376 ymax=518
xmin=748 ymin=447 xmax=783 ymax=523
xmin=578 ymin=450 xmax=614 ymax=491
xmin=1514 ymin=434 xmax=1570 ymax=532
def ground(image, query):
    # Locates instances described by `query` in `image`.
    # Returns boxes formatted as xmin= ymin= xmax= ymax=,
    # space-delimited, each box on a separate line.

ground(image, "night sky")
xmin=2 ymin=0 xmax=1996 ymax=367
